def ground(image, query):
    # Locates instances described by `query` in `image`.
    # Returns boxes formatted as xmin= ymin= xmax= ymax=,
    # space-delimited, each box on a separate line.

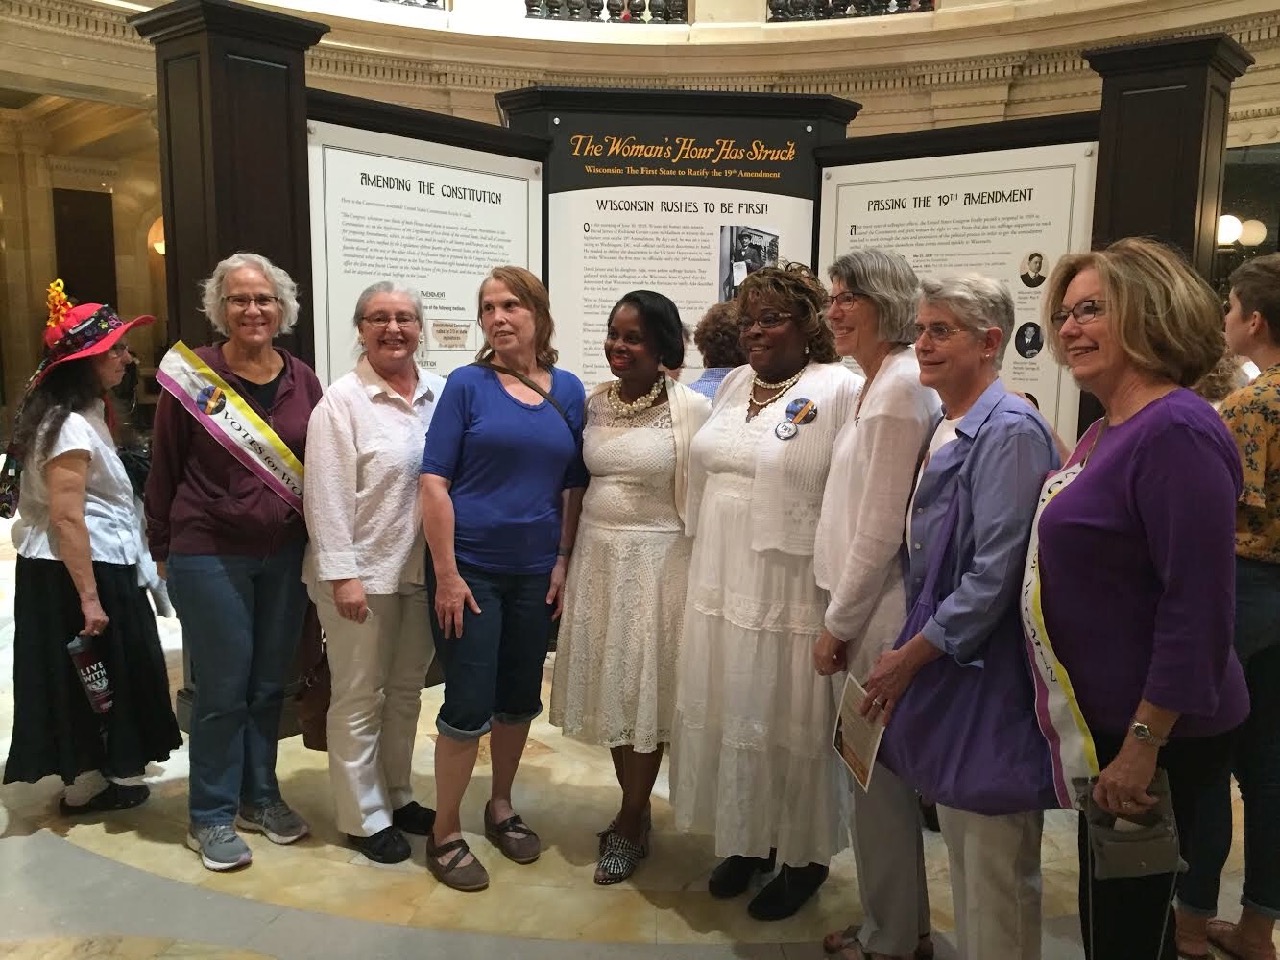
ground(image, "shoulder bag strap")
xmin=474 ymin=361 xmax=571 ymax=427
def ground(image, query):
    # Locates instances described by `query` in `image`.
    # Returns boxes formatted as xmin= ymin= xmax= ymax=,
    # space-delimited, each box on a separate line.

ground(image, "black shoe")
xmin=747 ymin=862 xmax=829 ymax=921
xmin=347 ymin=825 xmax=411 ymax=864
xmin=392 ymin=801 xmax=436 ymax=836
xmin=708 ymin=850 xmax=777 ymax=899
xmin=59 ymin=782 xmax=150 ymax=816
xmin=919 ymin=798 xmax=941 ymax=833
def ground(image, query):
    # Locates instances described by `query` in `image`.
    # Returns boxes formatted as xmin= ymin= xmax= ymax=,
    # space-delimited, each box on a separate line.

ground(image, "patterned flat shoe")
xmin=594 ymin=829 xmax=648 ymax=885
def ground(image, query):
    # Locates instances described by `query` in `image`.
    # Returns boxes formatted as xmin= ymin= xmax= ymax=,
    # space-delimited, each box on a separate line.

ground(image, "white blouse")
xmin=302 ymin=358 xmax=447 ymax=595
xmin=13 ymin=402 xmax=145 ymax=566
xmin=813 ymin=349 xmax=940 ymax=677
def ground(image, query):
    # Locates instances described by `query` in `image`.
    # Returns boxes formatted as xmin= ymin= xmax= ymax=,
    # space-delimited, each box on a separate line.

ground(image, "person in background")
xmin=1180 ymin=252 xmax=1280 ymax=960
xmin=1193 ymin=349 xmax=1253 ymax=410
xmin=5 ymin=284 xmax=181 ymax=812
xmin=1025 ymin=238 xmax=1247 ymax=960
xmin=813 ymin=250 xmax=940 ymax=960
xmin=303 ymin=281 xmax=445 ymax=864
xmin=420 ymin=265 xmax=587 ymax=893
xmin=672 ymin=263 xmax=862 ymax=922
xmin=862 ymin=275 xmax=1059 ymax=960
xmin=146 ymin=252 xmax=324 ymax=872
xmin=689 ymin=301 xmax=747 ymax=400
xmin=551 ymin=290 xmax=711 ymax=884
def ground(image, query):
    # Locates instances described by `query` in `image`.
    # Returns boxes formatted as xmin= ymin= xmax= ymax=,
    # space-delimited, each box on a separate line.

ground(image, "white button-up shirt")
xmin=302 ymin=357 xmax=447 ymax=595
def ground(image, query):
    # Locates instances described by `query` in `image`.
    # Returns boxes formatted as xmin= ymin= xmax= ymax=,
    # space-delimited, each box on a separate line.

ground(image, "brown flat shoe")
xmin=484 ymin=802 xmax=540 ymax=864
xmin=425 ymin=835 xmax=489 ymax=892
xmin=1207 ymin=920 xmax=1278 ymax=960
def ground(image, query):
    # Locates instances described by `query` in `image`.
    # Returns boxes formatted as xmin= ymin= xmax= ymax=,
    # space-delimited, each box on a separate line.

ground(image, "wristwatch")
xmin=1129 ymin=721 xmax=1168 ymax=748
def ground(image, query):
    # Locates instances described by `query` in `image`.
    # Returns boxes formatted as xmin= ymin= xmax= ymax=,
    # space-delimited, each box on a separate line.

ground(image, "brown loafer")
xmin=484 ymin=802 xmax=541 ymax=864
xmin=425 ymin=834 xmax=489 ymax=892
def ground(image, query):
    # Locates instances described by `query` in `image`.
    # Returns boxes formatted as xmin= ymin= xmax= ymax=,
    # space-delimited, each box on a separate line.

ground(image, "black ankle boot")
xmin=747 ymin=861 xmax=829 ymax=921
xmin=708 ymin=849 xmax=777 ymax=899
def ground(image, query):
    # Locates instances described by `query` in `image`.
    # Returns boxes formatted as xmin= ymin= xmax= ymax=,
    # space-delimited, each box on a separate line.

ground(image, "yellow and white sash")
xmin=156 ymin=341 xmax=304 ymax=514
xmin=1020 ymin=422 xmax=1105 ymax=808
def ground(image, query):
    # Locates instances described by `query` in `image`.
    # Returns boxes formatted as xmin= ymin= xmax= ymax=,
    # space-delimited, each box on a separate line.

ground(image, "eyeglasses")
xmin=913 ymin=322 xmax=966 ymax=342
xmin=739 ymin=311 xmax=793 ymax=332
xmin=830 ymin=290 xmax=868 ymax=309
xmin=223 ymin=294 xmax=280 ymax=310
xmin=362 ymin=313 xmax=421 ymax=328
xmin=1049 ymin=299 xmax=1106 ymax=328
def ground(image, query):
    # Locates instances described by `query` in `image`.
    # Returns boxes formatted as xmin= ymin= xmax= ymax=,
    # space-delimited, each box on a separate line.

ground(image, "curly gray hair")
xmin=200 ymin=252 xmax=300 ymax=337
xmin=917 ymin=274 xmax=1015 ymax=369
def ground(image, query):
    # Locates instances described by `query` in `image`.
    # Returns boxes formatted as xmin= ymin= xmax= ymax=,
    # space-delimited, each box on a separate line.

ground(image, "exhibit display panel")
xmin=307 ymin=119 xmax=544 ymax=384
xmin=819 ymin=142 xmax=1098 ymax=438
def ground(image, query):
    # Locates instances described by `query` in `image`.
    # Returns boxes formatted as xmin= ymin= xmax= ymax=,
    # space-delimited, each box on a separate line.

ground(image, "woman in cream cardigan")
xmin=550 ymin=290 xmax=711 ymax=885
xmin=813 ymin=251 xmax=941 ymax=960
xmin=671 ymin=263 xmax=863 ymax=922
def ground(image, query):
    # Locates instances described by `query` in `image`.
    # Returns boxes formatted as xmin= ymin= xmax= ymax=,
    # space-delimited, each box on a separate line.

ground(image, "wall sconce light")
xmin=1240 ymin=219 xmax=1269 ymax=248
xmin=1218 ymin=214 xmax=1243 ymax=246
xmin=147 ymin=216 xmax=166 ymax=256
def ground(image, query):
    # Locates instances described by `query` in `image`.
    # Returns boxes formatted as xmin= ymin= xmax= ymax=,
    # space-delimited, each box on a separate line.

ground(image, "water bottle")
xmin=66 ymin=634 xmax=113 ymax=714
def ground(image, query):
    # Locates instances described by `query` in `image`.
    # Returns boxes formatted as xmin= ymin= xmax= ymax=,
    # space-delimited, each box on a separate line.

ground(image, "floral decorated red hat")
xmin=27 ymin=279 xmax=155 ymax=391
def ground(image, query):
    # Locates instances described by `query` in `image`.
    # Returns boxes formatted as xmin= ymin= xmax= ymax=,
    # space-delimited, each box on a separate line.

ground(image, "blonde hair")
xmin=1043 ymin=237 xmax=1224 ymax=388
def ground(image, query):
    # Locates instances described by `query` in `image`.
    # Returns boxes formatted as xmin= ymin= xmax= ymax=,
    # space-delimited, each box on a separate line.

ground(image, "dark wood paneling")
xmin=814 ymin=112 xmax=1101 ymax=168
xmin=52 ymin=188 xmax=118 ymax=307
xmin=308 ymin=89 xmax=550 ymax=161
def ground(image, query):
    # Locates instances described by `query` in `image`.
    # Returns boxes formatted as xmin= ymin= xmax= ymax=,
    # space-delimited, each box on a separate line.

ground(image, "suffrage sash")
xmin=1020 ymin=423 xmax=1105 ymax=808
xmin=157 ymin=341 xmax=304 ymax=515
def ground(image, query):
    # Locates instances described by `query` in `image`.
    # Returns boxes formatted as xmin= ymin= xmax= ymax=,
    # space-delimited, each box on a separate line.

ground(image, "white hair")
xmin=918 ymin=274 xmax=1015 ymax=369
xmin=351 ymin=280 xmax=424 ymax=328
xmin=200 ymin=252 xmax=300 ymax=337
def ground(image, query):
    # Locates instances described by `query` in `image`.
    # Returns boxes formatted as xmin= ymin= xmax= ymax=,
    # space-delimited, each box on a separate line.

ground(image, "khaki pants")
xmin=311 ymin=581 xmax=433 ymax=837
xmin=937 ymin=804 xmax=1044 ymax=960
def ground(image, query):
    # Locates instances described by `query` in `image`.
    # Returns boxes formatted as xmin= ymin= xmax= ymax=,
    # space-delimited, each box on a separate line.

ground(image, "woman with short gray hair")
xmin=146 ymin=252 xmax=324 ymax=872
xmin=852 ymin=273 xmax=1059 ymax=960
xmin=303 ymin=279 xmax=445 ymax=864
xmin=815 ymin=250 xmax=940 ymax=960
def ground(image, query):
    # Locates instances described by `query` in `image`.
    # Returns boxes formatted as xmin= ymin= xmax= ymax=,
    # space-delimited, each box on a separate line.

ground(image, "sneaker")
xmin=186 ymin=823 xmax=252 ymax=872
xmin=236 ymin=799 xmax=310 ymax=845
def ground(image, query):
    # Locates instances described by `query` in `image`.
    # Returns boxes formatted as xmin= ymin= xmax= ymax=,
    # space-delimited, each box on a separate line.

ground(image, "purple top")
xmin=1036 ymin=388 xmax=1248 ymax=739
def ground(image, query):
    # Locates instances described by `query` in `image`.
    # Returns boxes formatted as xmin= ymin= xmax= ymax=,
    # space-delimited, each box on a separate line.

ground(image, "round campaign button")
xmin=775 ymin=421 xmax=799 ymax=441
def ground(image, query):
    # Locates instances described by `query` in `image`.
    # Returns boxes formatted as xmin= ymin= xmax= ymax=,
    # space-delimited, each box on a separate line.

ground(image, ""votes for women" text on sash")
xmin=156 ymin=341 xmax=304 ymax=515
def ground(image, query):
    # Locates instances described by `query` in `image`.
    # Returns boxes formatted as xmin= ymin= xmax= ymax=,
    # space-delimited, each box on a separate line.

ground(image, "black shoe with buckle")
xmin=708 ymin=849 xmax=777 ymax=899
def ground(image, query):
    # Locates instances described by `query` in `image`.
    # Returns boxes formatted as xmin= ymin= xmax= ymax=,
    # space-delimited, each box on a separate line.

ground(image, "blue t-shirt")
xmin=421 ymin=364 xmax=588 ymax=574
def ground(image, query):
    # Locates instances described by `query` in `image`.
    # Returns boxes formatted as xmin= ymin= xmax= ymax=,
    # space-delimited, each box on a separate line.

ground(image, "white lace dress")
xmin=670 ymin=395 xmax=848 ymax=868
xmin=550 ymin=394 xmax=689 ymax=753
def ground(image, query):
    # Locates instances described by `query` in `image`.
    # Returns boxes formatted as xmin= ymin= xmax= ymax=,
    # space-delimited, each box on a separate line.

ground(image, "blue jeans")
xmin=427 ymin=562 xmax=552 ymax=740
xmin=168 ymin=543 xmax=307 ymax=826
xmin=1177 ymin=559 xmax=1280 ymax=920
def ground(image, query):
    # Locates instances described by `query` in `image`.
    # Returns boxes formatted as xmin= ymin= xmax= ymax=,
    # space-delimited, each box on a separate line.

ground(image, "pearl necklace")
xmin=607 ymin=376 xmax=664 ymax=417
xmin=747 ymin=367 xmax=804 ymax=419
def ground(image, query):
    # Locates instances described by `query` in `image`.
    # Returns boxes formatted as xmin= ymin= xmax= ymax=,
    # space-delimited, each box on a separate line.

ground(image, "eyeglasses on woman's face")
xmin=739 ymin=310 xmax=794 ymax=332
xmin=1049 ymin=299 xmax=1106 ymax=329
xmin=913 ymin=321 xmax=966 ymax=343
xmin=829 ymin=290 xmax=869 ymax=310
xmin=223 ymin=294 xmax=280 ymax=310
xmin=362 ymin=313 xmax=421 ymax=329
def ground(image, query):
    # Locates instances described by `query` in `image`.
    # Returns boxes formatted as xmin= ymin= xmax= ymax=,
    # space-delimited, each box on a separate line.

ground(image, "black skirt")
xmin=4 ymin=556 xmax=182 ymax=785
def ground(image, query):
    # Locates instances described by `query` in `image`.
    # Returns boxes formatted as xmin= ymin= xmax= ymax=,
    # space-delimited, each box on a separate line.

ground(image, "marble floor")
xmin=0 ymin=519 xmax=1268 ymax=960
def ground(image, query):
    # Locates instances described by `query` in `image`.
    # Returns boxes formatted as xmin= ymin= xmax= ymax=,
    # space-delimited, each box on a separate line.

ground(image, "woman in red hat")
xmin=3 ymin=281 xmax=182 ymax=812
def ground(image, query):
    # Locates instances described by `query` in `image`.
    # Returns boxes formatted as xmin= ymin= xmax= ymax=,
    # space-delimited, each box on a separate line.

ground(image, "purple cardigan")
xmin=145 ymin=344 xmax=323 ymax=561
xmin=1035 ymin=389 xmax=1249 ymax=739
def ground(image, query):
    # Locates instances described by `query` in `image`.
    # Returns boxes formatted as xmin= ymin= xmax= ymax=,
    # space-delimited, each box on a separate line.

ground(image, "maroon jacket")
xmin=144 ymin=344 xmax=323 ymax=561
